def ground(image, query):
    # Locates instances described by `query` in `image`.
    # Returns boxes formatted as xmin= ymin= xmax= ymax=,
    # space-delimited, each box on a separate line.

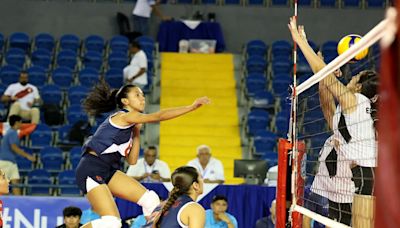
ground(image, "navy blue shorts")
xmin=75 ymin=153 xmax=118 ymax=194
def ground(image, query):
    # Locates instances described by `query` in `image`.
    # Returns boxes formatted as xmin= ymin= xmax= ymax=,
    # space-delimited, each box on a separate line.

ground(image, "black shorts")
xmin=75 ymin=153 xmax=118 ymax=194
xmin=351 ymin=166 xmax=375 ymax=195
xmin=328 ymin=200 xmax=352 ymax=226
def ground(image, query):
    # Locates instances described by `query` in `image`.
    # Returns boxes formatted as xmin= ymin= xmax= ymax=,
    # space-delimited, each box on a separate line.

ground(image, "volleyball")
xmin=337 ymin=34 xmax=369 ymax=61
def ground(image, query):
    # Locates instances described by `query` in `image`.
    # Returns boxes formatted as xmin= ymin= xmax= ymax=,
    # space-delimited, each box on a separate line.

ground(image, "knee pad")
xmin=137 ymin=190 xmax=161 ymax=216
xmin=91 ymin=216 xmax=121 ymax=228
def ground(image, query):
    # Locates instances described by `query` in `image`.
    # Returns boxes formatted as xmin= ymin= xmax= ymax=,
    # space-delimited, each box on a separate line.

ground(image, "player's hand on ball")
xmin=192 ymin=97 xmax=211 ymax=110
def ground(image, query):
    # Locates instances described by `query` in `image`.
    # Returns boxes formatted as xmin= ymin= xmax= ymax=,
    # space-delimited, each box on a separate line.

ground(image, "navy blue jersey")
xmin=160 ymin=195 xmax=195 ymax=228
xmin=82 ymin=110 xmax=135 ymax=169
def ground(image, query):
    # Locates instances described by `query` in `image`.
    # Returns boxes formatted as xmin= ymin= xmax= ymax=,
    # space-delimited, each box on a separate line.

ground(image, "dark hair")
xmin=63 ymin=206 xmax=82 ymax=217
xmin=9 ymin=115 xmax=22 ymax=127
xmin=83 ymin=79 xmax=138 ymax=116
xmin=147 ymin=146 xmax=157 ymax=152
xmin=358 ymin=70 xmax=379 ymax=128
xmin=130 ymin=41 xmax=141 ymax=49
xmin=156 ymin=166 xmax=199 ymax=228
xmin=212 ymin=195 xmax=228 ymax=204
xmin=20 ymin=70 xmax=28 ymax=75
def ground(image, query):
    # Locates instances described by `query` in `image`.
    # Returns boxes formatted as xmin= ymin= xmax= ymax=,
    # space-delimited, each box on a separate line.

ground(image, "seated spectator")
xmin=130 ymin=214 xmax=147 ymax=228
xmin=123 ymin=41 xmax=148 ymax=88
xmin=187 ymin=145 xmax=225 ymax=184
xmin=255 ymin=199 xmax=276 ymax=228
xmin=80 ymin=207 xmax=100 ymax=225
xmin=264 ymin=165 xmax=278 ymax=186
xmin=1 ymin=71 xmax=41 ymax=124
xmin=56 ymin=206 xmax=83 ymax=228
xmin=126 ymin=146 xmax=171 ymax=182
xmin=0 ymin=115 xmax=36 ymax=195
xmin=205 ymin=195 xmax=238 ymax=228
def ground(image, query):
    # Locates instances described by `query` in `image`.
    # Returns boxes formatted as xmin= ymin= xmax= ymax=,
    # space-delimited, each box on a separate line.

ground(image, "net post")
xmin=277 ymin=138 xmax=292 ymax=228
xmin=291 ymin=141 xmax=306 ymax=228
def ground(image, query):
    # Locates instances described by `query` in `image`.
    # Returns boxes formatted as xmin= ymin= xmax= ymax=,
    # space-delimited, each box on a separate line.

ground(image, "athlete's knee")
xmin=91 ymin=216 xmax=121 ymax=228
xmin=137 ymin=190 xmax=161 ymax=216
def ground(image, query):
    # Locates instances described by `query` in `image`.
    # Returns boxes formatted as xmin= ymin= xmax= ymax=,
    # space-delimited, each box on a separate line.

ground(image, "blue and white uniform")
xmin=75 ymin=109 xmax=135 ymax=193
xmin=159 ymin=195 xmax=195 ymax=228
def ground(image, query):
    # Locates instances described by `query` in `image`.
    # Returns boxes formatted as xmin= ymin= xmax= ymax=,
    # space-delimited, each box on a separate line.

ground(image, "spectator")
xmin=1 ymin=71 xmax=41 ymax=124
xmin=187 ymin=145 xmax=225 ymax=184
xmin=255 ymin=199 xmax=276 ymax=228
xmin=123 ymin=41 xmax=148 ymax=88
xmin=80 ymin=207 xmax=100 ymax=225
xmin=0 ymin=115 xmax=36 ymax=195
xmin=0 ymin=169 xmax=9 ymax=227
xmin=126 ymin=146 xmax=171 ymax=182
xmin=132 ymin=0 xmax=169 ymax=36
xmin=205 ymin=195 xmax=238 ymax=228
xmin=56 ymin=206 xmax=83 ymax=228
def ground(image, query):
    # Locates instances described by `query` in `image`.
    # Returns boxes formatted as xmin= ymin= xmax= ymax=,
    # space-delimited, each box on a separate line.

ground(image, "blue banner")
xmin=2 ymin=196 xmax=90 ymax=228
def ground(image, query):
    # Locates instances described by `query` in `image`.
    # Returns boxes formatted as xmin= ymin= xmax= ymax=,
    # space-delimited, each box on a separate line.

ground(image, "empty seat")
xmin=271 ymin=0 xmax=288 ymax=5
xmin=105 ymin=68 xmax=124 ymax=89
xmin=40 ymin=146 xmax=63 ymax=171
xmin=367 ymin=0 xmax=384 ymax=7
xmin=272 ymin=57 xmax=292 ymax=74
xmin=0 ymin=33 xmax=4 ymax=51
xmin=248 ymin=0 xmax=265 ymax=5
xmin=9 ymin=32 xmax=30 ymax=52
xmin=271 ymin=40 xmax=292 ymax=59
xmin=69 ymin=146 xmax=82 ymax=159
xmin=109 ymin=35 xmax=129 ymax=53
xmin=84 ymin=35 xmax=105 ymax=53
xmin=224 ymin=0 xmax=241 ymax=4
xmin=27 ymin=169 xmax=52 ymax=195
xmin=0 ymin=65 xmax=20 ymax=85
xmin=58 ymin=170 xmax=81 ymax=196
xmin=30 ymin=124 xmax=53 ymax=149
xmin=57 ymin=50 xmax=78 ymax=69
xmin=31 ymin=49 xmax=52 ymax=70
xmin=246 ymin=56 xmax=267 ymax=74
xmin=202 ymin=0 xmax=217 ymax=3
xmin=252 ymin=90 xmax=275 ymax=109
xmin=16 ymin=156 xmax=33 ymax=175
xmin=52 ymin=67 xmax=74 ymax=89
xmin=60 ymin=34 xmax=80 ymax=53
xmin=298 ymin=0 xmax=312 ymax=6
xmin=275 ymin=111 xmax=290 ymax=137
xmin=247 ymin=109 xmax=270 ymax=136
xmin=272 ymin=74 xmax=292 ymax=96
xmin=27 ymin=66 xmax=47 ymax=89
xmin=245 ymin=73 xmax=267 ymax=97
xmin=79 ymin=68 xmax=99 ymax=88
xmin=41 ymin=84 xmax=63 ymax=106
xmin=57 ymin=124 xmax=81 ymax=146
xmin=246 ymin=40 xmax=267 ymax=57
xmin=253 ymin=130 xmax=277 ymax=154
xmin=343 ymin=0 xmax=360 ymax=6
xmin=108 ymin=52 xmax=128 ymax=69
xmin=83 ymin=51 xmax=103 ymax=70
xmin=136 ymin=36 xmax=155 ymax=59
xmin=67 ymin=105 xmax=88 ymax=124
xmin=68 ymin=85 xmax=89 ymax=105
xmin=5 ymin=48 xmax=26 ymax=68
xmin=34 ymin=33 xmax=55 ymax=52
xmin=321 ymin=41 xmax=338 ymax=62
xmin=320 ymin=0 xmax=336 ymax=6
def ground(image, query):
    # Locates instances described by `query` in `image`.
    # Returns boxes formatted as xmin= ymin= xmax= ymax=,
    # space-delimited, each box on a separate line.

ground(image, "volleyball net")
xmin=276 ymin=8 xmax=398 ymax=228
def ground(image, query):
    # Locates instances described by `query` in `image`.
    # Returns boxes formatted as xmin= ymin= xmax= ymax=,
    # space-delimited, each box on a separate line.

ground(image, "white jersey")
xmin=311 ymin=136 xmax=355 ymax=203
xmin=333 ymin=93 xmax=377 ymax=167
xmin=133 ymin=0 xmax=156 ymax=18
xmin=4 ymin=83 xmax=40 ymax=110
xmin=123 ymin=50 xmax=148 ymax=86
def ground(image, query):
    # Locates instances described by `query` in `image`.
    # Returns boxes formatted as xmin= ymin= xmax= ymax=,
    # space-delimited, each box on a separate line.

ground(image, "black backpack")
xmin=68 ymin=120 xmax=92 ymax=144
xmin=43 ymin=104 xmax=64 ymax=126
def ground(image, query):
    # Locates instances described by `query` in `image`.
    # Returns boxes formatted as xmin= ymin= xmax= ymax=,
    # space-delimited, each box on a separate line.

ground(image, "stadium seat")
xmin=320 ymin=0 xmax=336 ymax=6
xmin=30 ymin=124 xmax=53 ymax=149
xmin=246 ymin=56 xmax=267 ymax=74
xmin=297 ymin=58 xmax=313 ymax=76
xmin=245 ymin=73 xmax=267 ymax=97
xmin=247 ymin=109 xmax=270 ymax=136
xmin=67 ymin=105 xmax=88 ymax=124
xmin=321 ymin=41 xmax=338 ymax=62
xmin=40 ymin=146 xmax=63 ymax=172
xmin=275 ymin=111 xmax=290 ymax=137
xmin=271 ymin=40 xmax=291 ymax=59
xmin=202 ymin=0 xmax=217 ymax=3
xmin=271 ymin=0 xmax=288 ymax=5
xmin=349 ymin=59 xmax=370 ymax=75
xmin=0 ymin=65 xmax=20 ymax=85
xmin=303 ymin=110 xmax=326 ymax=135
xmin=16 ymin=156 xmax=33 ymax=176
xmin=262 ymin=152 xmax=278 ymax=167
xmin=252 ymin=90 xmax=275 ymax=109
xmin=105 ymin=68 xmax=124 ymax=89
xmin=9 ymin=32 xmax=30 ymax=52
xmin=246 ymin=40 xmax=267 ymax=57
xmin=27 ymin=66 xmax=47 ymax=89
xmin=69 ymin=146 xmax=82 ymax=159
xmin=298 ymin=0 xmax=312 ymax=6
xmin=84 ymin=35 xmax=105 ymax=53
xmin=57 ymin=50 xmax=78 ymax=69
xmin=5 ymin=48 xmax=26 ymax=68
xmin=52 ymin=67 xmax=74 ymax=89
xmin=57 ymin=124 xmax=80 ymax=145
xmin=109 ymin=35 xmax=129 ymax=53
xmin=41 ymin=85 xmax=63 ymax=106
xmin=248 ymin=0 xmax=265 ymax=5
xmin=0 ymin=33 xmax=4 ymax=51
xmin=68 ymin=85 xmax=89 ymax=105
xmin=272 ymin=57 xmax=292 ymax=74
xmin=31 ymin=49 xmax=52 ymax=70
xmin=83 ymin=51 xmax=103 ymax=70
xmin=253 ymin=130 xmax=277 ymax=154
xmin=343 ymin=0 xmax=360 ymax=7
xmin=79 ymin=67 xmax=99 ymax=88
xmin=367 ymin=0 xmax=384 ymax=7
xmin=59 ymin=34 xmax=80 ymax=53
xmin=58 ymin=170 xmax=81 ymax=196
xmin=224 ymin=0 xmax=241 ymax=4
xmin=27 ymin=169 xmax=52 ymax=195
xmin=108 ymin=51 xmax=129 ymax=69
xmin=34 ymin=33 xmax=55 ymax=52
xmin=177 ymin=0 xmax=193 ymax=3
xmin=272 ymin=74 xmax=292 ymax=96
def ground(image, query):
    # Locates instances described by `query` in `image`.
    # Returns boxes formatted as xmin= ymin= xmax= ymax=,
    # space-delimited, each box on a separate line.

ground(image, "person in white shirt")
xmin=126 ymin=146 xmax=171 ymax=182
xmin=187 ymin=145 xmax=225 ymax=184
xmin=123 ymin=42 xmax=148 ymax=88
xmin=132 ymin=0 xmax=169 ymax=36
xmin=1 ymin=71 xmax=41 ymax=124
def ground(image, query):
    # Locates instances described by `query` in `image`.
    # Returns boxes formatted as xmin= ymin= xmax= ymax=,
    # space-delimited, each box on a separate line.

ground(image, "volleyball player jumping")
xmin=75 ymin=80 xmax=210 ymax=228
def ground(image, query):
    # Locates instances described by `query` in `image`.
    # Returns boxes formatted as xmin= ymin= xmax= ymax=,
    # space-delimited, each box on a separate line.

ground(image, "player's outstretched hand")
xmin=191 ymin=97 xmax=211 ymax=110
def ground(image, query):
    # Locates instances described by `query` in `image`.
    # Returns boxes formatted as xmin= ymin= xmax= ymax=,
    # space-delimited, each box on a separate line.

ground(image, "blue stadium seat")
xmin=57 ymin=50 xmax=77 ymax=69
xmin=272 ymin=57 xmax=292 ymax=75
xmin=27 ymin=66 xmax=47 ymax=89
xmin=177 ymin=0 xmax=193 ymax=3
xmin=30 ymin=124 xmax=53 ymax=149
xmin=247 ymin=109 xmax=270 ymax=136
xmin=245 ymin=73 xmax=266 ymax=97
xmin=343 ymin=0 xmax=360 ymax=6
xmin=271 ymin=40 xmax=291 ymax=59
xmin=70 ymin=156 xmax=81 ymax=170
xmin=105 ymin=68 xmax=123 ymax=89
xmin=59 ymin=34 xmax=80 ymax=53
xmin=27 ymin=169 xmax=52 ymax=195
xmin=349 ymin=59 xmax=370 ymax=75
xmin=298 ymin=0 xmax=312 ymax=6
xmin=367 ymin=0 xmax=384 ymax=7
xmin=248 ymin=0 xmax=265 ymax=5
xmin=9 ymin=32 xmax=30 ymax=53
xmin=52 ymin=67 xmax=74 ymax=89
xmin=271 ymin=0 xmax=288 ymax=5
xmin=79 ymin=67 xmax=99 ymax=88
xmin=253 ymin=130 xmax=277 ymax=154
xmin=5 ymin=48 xmax=26 ymax=68
xmin=303 ymin=110 xmax=325 ymax=135
xmin=320 ymin=0 xmax=336 ymax=6
xmin=0 ymin=65 xmax=20 ymax=85
xmin=84 ymin=35 xmax=105 ymax=53
xmin=272 ymin=74 xmax=292 ymax=96
xmin=202 ymin=0 xmax=217 ymax=3
xmin=40 ymin=146 xmax=63 ymax=171
xmin=108 ymin=52 xmax=128 ymax=69
xmin=67 ymin=105 xmax=88 ymax=124
xmin=16 ymin=156 xmax=33 ymax=176
xmin=109 ymin=35 xmax=129 ymax=53
xmin=57 ymin=124 xmax=73 ymax=145
xmin=34 ymin=33 xmax=55 ymax=52
xmin=83 ymin=51 xmax=103 ymax=70
xmin=246 ymin=40 xmax=267 ymax=57
xmin=297 ymin=58 xmax=313 ymax=76
xmin=224 ymin=0 xmax=241 ymax=4
xmin=275 ymin=111 xmax=290 ymax=137
xmin=69 ymin=146 xmax=82 ymax=159
xmin=321 ymin=41 xmax=338 ymax=62
xmin=0 ymin=33 xmax=4 ymax=51
xmin=41 ymin=85 xmax=63 ymax=106
xmin=246 ymin=56 xmax=267 ymax=74
xmin=262 ymin=152 xmax=278 ymax=167
xmin=252 ymin=90 xmax=275 ymax=109
xmin=31 ymin=49 xmax=52 ymax=70
xmin=58 ymin=170 xmax=81 ymax=196
xmin=68 ymin=85 xmax=89 ymax=105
